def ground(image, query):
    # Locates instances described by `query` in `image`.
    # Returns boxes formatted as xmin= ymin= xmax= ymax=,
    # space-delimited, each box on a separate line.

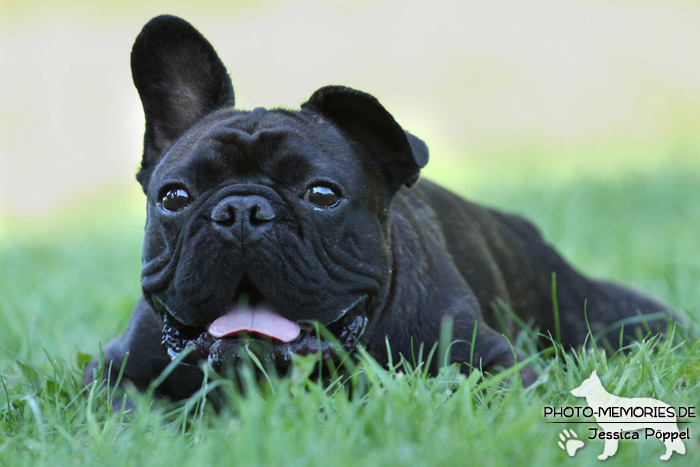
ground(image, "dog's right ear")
xmin=131 ymin=15 xmax=235 ymax=191
xmin=302 ymin=86 xmax=429 ymax=194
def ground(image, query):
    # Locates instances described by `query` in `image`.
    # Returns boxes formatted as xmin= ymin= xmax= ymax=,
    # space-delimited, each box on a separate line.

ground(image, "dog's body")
xmin=84 ymin=16 xmax=670 ymax=397
xmin=571 ymin=371 xmax=686 ymax=460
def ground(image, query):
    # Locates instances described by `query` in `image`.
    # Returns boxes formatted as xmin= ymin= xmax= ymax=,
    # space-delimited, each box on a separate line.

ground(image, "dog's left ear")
xmin=302 ymin=86 xmax=429 ymax=192
xmin=131 ymin=15 xmax=235 ymax=191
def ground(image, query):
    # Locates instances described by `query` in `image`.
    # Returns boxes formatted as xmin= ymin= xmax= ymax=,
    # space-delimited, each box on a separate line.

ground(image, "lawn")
xmin=1 ymin=150 xmax=698 ymax=466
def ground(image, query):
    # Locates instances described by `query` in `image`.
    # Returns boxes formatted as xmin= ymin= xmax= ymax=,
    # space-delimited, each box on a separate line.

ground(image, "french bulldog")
xmin=84 ymin=15 xmax=670 ymax=398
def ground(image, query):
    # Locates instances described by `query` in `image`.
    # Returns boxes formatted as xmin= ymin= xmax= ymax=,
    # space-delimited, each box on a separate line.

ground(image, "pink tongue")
xmin=207 ymin=304 xmax=301 ymax=343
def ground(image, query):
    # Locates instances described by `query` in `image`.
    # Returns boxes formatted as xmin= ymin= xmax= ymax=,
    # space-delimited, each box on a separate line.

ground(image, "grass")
xmin=1 ymin=156 xmax=699 ymax=465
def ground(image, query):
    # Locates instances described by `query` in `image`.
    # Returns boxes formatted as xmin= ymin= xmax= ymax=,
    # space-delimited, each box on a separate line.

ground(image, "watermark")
xmin=544 ymin=371 xmax=696 ymax=461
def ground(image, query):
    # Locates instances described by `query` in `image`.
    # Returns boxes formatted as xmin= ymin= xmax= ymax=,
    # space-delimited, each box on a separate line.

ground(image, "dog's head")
xmin=570 ymin=370 xmax=602 ymax=398
xmin=131 ymin=16 xmax=428 ymax=369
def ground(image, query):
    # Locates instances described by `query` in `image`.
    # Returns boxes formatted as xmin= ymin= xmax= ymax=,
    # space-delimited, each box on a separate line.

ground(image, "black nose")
xmin=211 ymin=195 xmax=276 ymax=241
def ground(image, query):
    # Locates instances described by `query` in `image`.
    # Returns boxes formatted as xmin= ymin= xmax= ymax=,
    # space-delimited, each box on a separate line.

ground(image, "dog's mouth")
xmin=152 ymin=277 xmax=369 ymax=370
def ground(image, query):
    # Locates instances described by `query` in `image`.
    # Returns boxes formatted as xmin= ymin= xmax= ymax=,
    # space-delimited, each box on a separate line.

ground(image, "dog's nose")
xmin=211 ymin=195 xmax=276 ymax=241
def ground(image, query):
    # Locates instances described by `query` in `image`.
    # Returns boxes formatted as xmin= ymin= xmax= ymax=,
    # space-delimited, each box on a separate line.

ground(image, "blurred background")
xmin=2 ymin=0 xmax=700 ymax=215
xmin=1 ymin=0 xmax=699 ymax=357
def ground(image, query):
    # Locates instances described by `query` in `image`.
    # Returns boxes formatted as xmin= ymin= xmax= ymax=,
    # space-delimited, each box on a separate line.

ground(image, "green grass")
xmin=1 ymin=158 xmax=699 ymax=465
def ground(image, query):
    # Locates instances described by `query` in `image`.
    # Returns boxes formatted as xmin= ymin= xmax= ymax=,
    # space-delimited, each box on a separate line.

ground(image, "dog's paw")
xmin=558 ymin=429 xmax=584 ymax=457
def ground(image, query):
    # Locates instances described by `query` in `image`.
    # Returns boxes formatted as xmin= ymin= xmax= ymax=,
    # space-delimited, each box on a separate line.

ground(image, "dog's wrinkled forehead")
xmin=151 ymin=107 xmax=365 ymax=189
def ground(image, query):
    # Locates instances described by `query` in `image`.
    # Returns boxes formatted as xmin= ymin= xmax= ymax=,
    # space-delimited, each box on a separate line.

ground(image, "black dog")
xmin=84 ymin=15 xmax=669 ymax=398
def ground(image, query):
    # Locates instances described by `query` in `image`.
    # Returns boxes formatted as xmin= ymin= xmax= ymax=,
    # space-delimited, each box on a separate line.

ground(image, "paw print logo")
xmin=558 ymin=429 xmax=584 ymax=457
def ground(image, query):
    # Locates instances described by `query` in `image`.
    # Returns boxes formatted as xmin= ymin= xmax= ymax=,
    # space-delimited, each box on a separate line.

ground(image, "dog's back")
xmin=409 ymin=179 xmax=669 ymax=348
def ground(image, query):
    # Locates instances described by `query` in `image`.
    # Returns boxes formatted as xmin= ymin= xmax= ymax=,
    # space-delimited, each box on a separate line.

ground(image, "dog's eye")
xmin=304 ymin=184 xmax=341 ymax=208
xmin=159 ymin=186 xmax=192 ymax=212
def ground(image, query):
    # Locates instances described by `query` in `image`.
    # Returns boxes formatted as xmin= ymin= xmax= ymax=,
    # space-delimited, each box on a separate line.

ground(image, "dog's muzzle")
xmin=211 ymin=194 xmax=276 ymax=243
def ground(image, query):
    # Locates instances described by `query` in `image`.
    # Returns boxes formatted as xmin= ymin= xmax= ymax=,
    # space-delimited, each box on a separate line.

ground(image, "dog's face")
xmin=132 ymin=16 xmax=428 ymax=369
xmin=570 ymin=371 xmax=601 ymax=397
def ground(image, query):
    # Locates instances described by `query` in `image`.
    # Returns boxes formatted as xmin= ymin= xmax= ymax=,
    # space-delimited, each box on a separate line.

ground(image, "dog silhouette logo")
xmin=570 ymin=371 xmax=686 ymax=461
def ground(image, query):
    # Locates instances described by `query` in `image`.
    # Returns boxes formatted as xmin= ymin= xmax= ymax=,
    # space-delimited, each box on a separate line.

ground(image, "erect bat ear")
xmin=302 ymin=85 xmax=429 ymax=193
xmin=131 ymin=15 xmax=235 ymax=191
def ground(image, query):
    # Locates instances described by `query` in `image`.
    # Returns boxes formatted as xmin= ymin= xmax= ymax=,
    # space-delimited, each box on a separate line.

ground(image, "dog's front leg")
xmin=598 ymin=435 xmax=619 ymax=460
xmin=83 ymin=297 xmax=204 ymax=404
